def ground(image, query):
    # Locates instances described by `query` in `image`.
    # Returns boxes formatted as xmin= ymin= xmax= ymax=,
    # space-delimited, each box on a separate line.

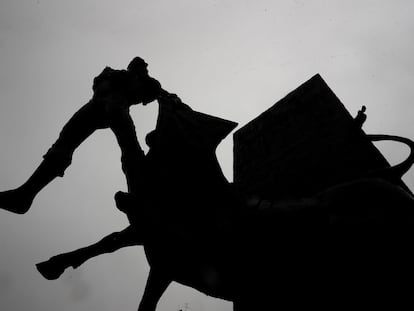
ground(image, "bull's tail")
xmin=367 ymin=134 xmax=414 ymax=180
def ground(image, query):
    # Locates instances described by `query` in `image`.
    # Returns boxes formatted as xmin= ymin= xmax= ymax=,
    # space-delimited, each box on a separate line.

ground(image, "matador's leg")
xmin=0 ymin=101 xmax=108 ymax=214
xmin=110 ymin=109 xmax=146 ymax=193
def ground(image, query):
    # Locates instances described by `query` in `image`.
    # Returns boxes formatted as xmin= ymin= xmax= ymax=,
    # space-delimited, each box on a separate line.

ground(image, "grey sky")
xmin=1 ymin=1 xmax=413 ymax=310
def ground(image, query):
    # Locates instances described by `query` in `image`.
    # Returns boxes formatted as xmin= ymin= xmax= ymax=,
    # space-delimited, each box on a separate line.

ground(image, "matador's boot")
xmin=0 ymin=155 xmax=69 ymax=214
xmin=114 ymin=191 xmax=151 ymax=242
xmin=0 ymin=187 xmax=35 ymax=215
xmin=114 ymin=191 xmax=142 ymax=225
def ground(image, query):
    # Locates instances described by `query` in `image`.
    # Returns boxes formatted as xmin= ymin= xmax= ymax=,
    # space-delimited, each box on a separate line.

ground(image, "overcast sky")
xmin=1 ymin=1 xmax=413 ymax=311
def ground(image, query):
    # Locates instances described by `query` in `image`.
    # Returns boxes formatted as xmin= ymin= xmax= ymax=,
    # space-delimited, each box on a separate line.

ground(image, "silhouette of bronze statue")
xmin=0 ymin=56 xmax=162 ymax=214
xmin=2 ymin=67 xmax=414 ymax=310
xmin=36 ymin=96 xmax=414 ymax=310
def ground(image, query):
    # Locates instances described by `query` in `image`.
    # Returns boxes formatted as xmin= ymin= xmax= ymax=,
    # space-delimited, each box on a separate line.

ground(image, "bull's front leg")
xmin=138 ymin=268 xmax=172 ymax=311
xmin=36 ymin=225 xmax=140 ymax=280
